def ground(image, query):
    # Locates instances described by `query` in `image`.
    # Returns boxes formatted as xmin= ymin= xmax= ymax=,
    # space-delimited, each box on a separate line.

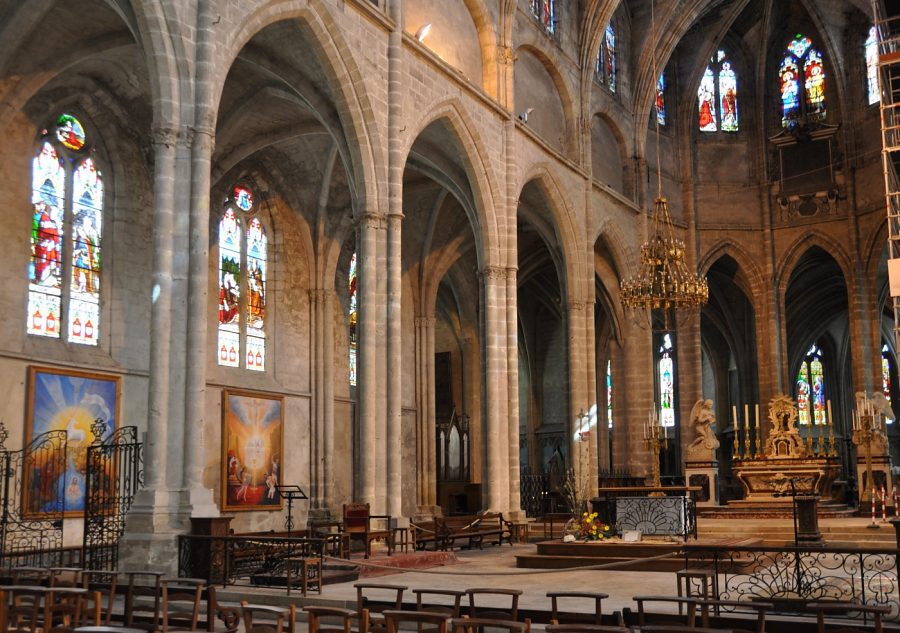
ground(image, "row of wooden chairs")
xmin=631 ymin=594 xmax=891 ymax=633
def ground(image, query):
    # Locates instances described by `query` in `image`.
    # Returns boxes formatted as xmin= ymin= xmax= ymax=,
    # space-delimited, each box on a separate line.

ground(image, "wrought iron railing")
xmin=684 ymin=544 xmax=900 ymax=622
xmin=177 ymin=534 xmax=325 ymax=587
xmin=519 ymin=467 xmax=549 ymax=517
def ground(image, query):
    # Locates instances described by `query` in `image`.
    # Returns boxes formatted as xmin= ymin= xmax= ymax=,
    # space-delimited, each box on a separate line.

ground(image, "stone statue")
xmin=685 ymin=398 xmax=719 ymax=461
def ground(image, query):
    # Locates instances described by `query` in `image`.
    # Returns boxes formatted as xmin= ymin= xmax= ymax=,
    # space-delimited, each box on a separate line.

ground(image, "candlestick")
xmin=743 ymin=404 xmax=752 ymax=458
xmin=732 ymin=405 xmax=739 ymax=459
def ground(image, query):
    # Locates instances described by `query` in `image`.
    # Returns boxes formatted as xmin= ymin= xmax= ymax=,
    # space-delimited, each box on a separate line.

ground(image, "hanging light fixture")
xmin=619 ymin=0 xmax=708 ymax=326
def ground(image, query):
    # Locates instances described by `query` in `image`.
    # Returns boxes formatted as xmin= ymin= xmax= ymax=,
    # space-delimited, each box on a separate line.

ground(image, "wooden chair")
xmin=343 ymin=503 xmax=393 ymax=558
xmin=5 ymin=585 xmax=46 ymax=633
xmin=546 ymin=592 xmax=609 ymax=625
xmin=465 ymin=588 xmax=522 ymax=621
xmin=240 ymin=601 xmax=296 ymax=633
xmin=807 ymin=601 xmax=890 ymax=633
xmin=355 ymin=583 xmax=406 ymax=633
xmin=42 ymin=587 xmax=101 ymax=633
xmin=449 ymin=617 xmax=530 ymax=633
xmin=206 ymin=585 xmax=241 ymax=633
xmin=632 ymin=596 xmax=700 ymax=628
xmin=413 ymin=589 xmax=466 ymax=618
xmin=303 ymin=605 xmax=368 ymax=633
xmin=10 ymin=567 xmax=50 ymax=586
xmin=161 ymin=577 xmax=205 ymax=632
xmin=545 ymin=625 xmax=630 ymax=633
xmin=123 ymin=571 xmax=164 ymax=631
xmin=49 ymin=568 xmax=85 ymax=588
xmin=80 ymin=570 xmax=120 ymax=626
xmin=695 ymin=598 xmax=772 ymax=633
xmin=383 ymin=610 xmax=450 ymax=633
xmin=284 ymin=539 xmax=323 ymax=596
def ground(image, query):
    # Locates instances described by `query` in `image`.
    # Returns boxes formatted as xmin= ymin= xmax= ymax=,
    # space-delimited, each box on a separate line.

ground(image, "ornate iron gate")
xmin=83 ymin=425 xmax=143 ymax=570
xmin=0 ymin=425 xmax=67 ymax=567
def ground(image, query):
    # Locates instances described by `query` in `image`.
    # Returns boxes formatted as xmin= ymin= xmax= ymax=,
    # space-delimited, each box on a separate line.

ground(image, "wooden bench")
xmin=441 ymin=512 xmax=512 ymax=550
xmin=410 ymin=519 xmax=445 ymax=551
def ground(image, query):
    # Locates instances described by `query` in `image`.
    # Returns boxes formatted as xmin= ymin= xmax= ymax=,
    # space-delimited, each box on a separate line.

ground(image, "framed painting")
xmin=222 ymin=389 xmax=283 ymax=511
xmin=24 ymin=365 xmax=120 ymax=517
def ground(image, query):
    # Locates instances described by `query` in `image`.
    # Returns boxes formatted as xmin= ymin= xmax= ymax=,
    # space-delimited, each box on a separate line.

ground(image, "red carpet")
xmin=357 ymin=550 xmax=460 ymax=578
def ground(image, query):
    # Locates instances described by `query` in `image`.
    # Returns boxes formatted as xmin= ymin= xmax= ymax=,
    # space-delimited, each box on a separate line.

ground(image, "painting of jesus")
xmin=221 ymin=389 xmax=283 ymax=511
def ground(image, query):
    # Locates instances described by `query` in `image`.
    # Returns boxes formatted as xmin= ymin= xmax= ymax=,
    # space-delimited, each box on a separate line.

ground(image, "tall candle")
xmin=827 ymin=400 xmax=833 ymax=427
xmin=744 ymin=405 xmax=749 ymax=433
xmin=732 ymin=405 xmax=738 ymax=432
xmin=755 ymin=404 xmax=760 ymax=429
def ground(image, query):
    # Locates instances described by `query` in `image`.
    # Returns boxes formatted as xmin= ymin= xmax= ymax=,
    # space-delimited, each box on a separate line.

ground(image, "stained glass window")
xmin=217 ymin=185 xmax=266 ymax=371
xmin=603 ymin=25 xmax=616 ymax=92
xmin=781 ymin=34 xmax=826 ymax=128
xmin=606 ymin=359 xmax=613 ymax=429
xmin=531 ymin=0 xmax=555 ymax=34
xmin=796 ymin=344 xmax=825 ymax=425
xmin=867 ymin=26 xmax=880 ymax=105
xmin=883 ymin=344 xmax=894 ymax=423
xmin=28 ymin=114 xmax=103 ymax=344
xmin=658 ymin=334 xmax=675 ymax=427
xmin=698 ymin=50 xmax=738 ymax=133
xmin=349 ymin=252 xmax=358 ymax=386
xmin=656 ymin=73 xmax=666 ymax=126
xmin=698 ymin=67 xmax=717 ymax=132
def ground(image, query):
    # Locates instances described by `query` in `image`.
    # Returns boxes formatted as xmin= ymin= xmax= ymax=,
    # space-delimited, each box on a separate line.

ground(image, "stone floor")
xmin=221 ymin=542 xmax=680 ymax=625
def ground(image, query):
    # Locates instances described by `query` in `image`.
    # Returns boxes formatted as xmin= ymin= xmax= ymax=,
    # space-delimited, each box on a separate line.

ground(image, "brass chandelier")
xmin=619 ymin=196 xmax=708 ymax=313
xmin=620 ymin=0 xmax=708 ymax=320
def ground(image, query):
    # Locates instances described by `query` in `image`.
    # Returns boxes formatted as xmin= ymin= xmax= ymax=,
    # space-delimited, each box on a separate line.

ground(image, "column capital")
xmin=499 ymin=46 xmax=517 ymax=66
xmin=360 ymin=212 xmax=385 ymax=230
xmin=308 ymin=288 xmax=330 ymax=303
xmin=150 ymin=126 xmax=181 ymax=148
xmin=567 ymin=300 xmax=587 ymax=312
xmin=480 ymin=265 xmax=506 ymax=280
xmin=415 ymin=315 xmax=436 ymax=327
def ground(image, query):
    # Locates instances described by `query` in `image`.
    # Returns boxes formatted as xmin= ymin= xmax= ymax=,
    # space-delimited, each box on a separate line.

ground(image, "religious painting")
xmin=221 ymin=389 xmax=283 ymax=511
xmin=24 ymin=366 xmax=120 ymax=517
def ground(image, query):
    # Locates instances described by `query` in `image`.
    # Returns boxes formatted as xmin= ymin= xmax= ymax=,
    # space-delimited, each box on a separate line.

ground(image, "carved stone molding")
xmin=150 ymin=126 xmax=180 ymax=148
xmin=499 ymin=46 xmax=517 ymax=66
xmin=480 ymin=266 xmax=506 ymax=280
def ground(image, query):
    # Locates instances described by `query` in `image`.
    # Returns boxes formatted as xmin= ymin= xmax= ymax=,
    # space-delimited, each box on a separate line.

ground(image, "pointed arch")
xmin=515 ymin=43 xmax=579 ymax=158
xmin=516 ymin=166 xmax=586 ymax=303
xmin=699 ymin=239 xmax=766 ymax=304
xmin=776 ymin=231 xmax=854 ymax=297
xmin=403 ymin=98 xmax=504 ymax=268
xmin=217 ymin=1 xmax=382 ymax=218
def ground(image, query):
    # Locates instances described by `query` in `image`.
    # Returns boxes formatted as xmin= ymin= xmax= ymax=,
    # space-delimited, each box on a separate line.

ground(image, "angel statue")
xmin=685 ymin=398 xmax=719 ymax=461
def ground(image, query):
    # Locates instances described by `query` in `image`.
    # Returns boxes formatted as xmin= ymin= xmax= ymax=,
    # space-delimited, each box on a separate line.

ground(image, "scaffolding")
xmin=876 ymin=0 xmax=900 ymax=352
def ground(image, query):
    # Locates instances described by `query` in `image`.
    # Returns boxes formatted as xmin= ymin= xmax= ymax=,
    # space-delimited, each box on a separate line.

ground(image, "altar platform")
xmin=514 ymin=535 xmax=762 ymax=571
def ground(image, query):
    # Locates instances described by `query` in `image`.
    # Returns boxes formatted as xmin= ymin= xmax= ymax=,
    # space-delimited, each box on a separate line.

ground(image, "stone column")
xmin=309 ymin=289 xmax=327 ymax=510
xmin=181 ymin=0 xmax=218 ymax=516
xmin=323 ymin=290 xmax=336 ymax=512
xmin=425 ymin=317 xmax=437 ymax=508
xmin=506 ymin=269 xmax=521 ymax=515
xmin=119 ymin=125 xmax=185 ymax=572
xmin=358 ymin=213 xmax=380 ymax=506
xmin=482 ymin=266 xmax=509 ymax=511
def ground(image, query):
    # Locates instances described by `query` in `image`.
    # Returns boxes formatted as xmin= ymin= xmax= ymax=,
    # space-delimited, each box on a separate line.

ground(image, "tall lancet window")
xmin=796 ymin=344 xmax=825 ymax=425
xmin=656 ymin=73 xmax=667 ymax=126
xmin=606 ymin=359 xmax=613 ymax=428
xmin=531 ymin=0 xmax=555 ymax=34
xmin=217 ymin=184 xmax=267 ymax=371
xmin=698 ymin=50 xmax=738 ymax=132
xmin=866 ymin=26 xmax=880 ymax=105
xmin=596 ymin=24 xmax=617 ymax=91
xmin=658 ymin=334 xmax=676 ymax=427
xmin=780 ymin=34 xmax=826 ymax=128
xmin=348 ymin=252 xmax=358 ymax=386
xmin=29 ymin=114 xmax=104 ymax=344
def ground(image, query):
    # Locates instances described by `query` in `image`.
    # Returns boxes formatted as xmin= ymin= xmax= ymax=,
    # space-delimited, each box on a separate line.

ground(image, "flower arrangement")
xmin=576 ymin=511 xmax=614 ymax=541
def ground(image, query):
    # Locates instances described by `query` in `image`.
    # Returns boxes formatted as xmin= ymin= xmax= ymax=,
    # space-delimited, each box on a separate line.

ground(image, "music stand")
xmin=276 ymin=485 xmax=308 ymax=538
